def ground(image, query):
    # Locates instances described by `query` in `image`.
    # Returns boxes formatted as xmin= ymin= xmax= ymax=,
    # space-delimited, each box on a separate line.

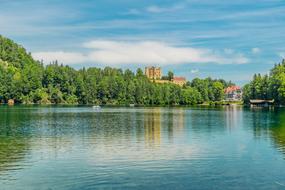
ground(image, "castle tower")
xmin=145 ymin=66 xmax=162 ymax=80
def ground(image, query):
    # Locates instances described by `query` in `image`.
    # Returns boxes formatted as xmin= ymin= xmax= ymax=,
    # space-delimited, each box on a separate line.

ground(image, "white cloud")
xmin=124 ymin=9 xmax=141 ymax=15
xmin=191 ymin=69 xmax=199 ymax=74
xmin=251 ymin=47 xmax=261 ymax=54
xmin=224 ymin=48 xmax=235 ymax=54
xmin=279 ymin=52 xmax=285 ymax=58
xmin=33 ymin=51 xmax=87 ymax=64
xmin=32 ymin=40 xmax=249 ymax=65
xmin=146 ymin=4 xmax=184 ymax=13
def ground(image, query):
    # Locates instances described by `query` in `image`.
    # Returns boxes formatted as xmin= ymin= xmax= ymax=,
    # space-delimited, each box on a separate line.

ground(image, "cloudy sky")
xmin=1 ymin=0 xmax=285 ymax=84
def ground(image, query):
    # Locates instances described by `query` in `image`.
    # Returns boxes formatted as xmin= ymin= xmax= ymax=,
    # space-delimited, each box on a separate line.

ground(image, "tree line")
xmin=243 ymin=59 xmax=285 ymax=105
xmin=0 ymin=35 xmax=233 ymax=105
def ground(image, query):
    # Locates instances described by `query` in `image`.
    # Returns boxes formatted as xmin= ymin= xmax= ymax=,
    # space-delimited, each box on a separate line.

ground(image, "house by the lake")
xmin=224 ymin=86 xmax=242 ymax=101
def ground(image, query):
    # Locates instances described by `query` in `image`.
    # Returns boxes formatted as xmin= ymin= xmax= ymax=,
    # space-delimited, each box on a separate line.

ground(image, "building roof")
xmin=250 ymin=99 xmax=274 ymax=104
xmin=173 ymin=77 xmax=186 ymax=81
xmin=225 ymin=86 xmax=241 ymax=93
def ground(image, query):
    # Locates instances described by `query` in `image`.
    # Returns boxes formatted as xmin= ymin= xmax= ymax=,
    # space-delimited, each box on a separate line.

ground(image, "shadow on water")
xmin=0 ymin=107 xmax=32 ymax=175
xmin=250 ymin=107 xmax=285 ymax=157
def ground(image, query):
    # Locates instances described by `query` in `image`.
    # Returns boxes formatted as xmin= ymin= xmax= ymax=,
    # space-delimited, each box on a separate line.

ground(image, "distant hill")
xmin=0 ymin=35 xmax=37 ymax=68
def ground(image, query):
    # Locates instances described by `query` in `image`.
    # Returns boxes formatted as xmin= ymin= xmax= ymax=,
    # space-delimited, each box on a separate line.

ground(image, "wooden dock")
xmin=250 ymin=99 xmax=274 ymax=107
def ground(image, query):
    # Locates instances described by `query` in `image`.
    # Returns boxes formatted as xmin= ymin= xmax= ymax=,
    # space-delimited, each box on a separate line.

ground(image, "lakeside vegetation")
xmin=0 ymin=35 xmax=235 ymax=106
xmin=243 ymin=59 xmax=285 ymax=105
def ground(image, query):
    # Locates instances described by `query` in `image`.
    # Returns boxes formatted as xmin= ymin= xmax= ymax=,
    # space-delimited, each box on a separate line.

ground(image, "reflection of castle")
xmin=143 ymin=108 xmax=186 ymax=146
xmin=144 ymin=109 xmax=161 ymax=146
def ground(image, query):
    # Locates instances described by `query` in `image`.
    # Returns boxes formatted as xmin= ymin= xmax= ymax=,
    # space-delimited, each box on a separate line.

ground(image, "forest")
xmin=0 ymin=35 xmax=233 ymax=105
xmin=243 ymin=59 xmax=285 ymax=105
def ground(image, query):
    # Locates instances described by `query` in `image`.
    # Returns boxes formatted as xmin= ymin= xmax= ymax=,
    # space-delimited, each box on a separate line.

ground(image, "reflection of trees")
xmin=190 ymin=107 xmax=227 ymax=134
xmin=251 ymin=109 xmax=272 ymax=138
xmin=0 ymin=137 xmax=30 ymax=172
xmin=164 ymin=110 xmax=174 ymax=142
xmin=0 ymin=107 xmax=31 ymax=173
xmin=270 ymin=124 xmax=285 ymax=154
xmin=251 ymin=108 xmax=285 ymax=156
xmin=172 ymin=108 xmax=185 ymax=133
xmin=188 ymin=106 xmax=245 ymax=135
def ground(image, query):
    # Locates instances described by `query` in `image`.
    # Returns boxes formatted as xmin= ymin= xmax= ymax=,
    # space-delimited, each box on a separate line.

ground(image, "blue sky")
xmin=1 ymin=0 xmax=285 ymax=85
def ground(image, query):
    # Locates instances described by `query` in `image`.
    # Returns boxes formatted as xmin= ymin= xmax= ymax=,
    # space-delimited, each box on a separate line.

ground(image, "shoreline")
xmin=0 ymin=102 xmax=245 ymax=107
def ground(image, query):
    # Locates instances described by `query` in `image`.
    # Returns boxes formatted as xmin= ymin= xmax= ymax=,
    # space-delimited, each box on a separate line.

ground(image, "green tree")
xmin=167 ymin=71 xmax=174 ymax=81
xmin=212 ymin=81 xmax=224 ymax=101
xmin=0 ymin=35 xmax=234 ymax=106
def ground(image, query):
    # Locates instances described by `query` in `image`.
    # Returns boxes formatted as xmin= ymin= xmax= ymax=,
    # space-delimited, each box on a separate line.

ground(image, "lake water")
xmin=1 ymin=106 xmax=285 ymax=190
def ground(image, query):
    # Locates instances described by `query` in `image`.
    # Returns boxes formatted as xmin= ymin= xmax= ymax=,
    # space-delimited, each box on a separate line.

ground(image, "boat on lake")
xmin=92 ymin=105 xmax=101 ymax=109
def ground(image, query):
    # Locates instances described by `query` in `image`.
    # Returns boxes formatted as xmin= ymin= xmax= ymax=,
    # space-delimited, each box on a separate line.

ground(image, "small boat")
xmin=129 ymin=104 xmax=135 ymax=107
xmin=92 ymin=105 xmax=101 ymax=109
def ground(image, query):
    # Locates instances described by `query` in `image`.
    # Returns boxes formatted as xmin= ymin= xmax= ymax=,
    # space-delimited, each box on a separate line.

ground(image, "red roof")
xmin=173 ymin=77 xmax=186 ymax=81
xmin=225 ymin=86 xmax=241 ymax=93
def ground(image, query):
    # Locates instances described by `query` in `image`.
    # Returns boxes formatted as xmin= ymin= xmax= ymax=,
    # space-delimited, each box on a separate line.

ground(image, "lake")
xmin=1 ymin=106 xmax=285 ymax=190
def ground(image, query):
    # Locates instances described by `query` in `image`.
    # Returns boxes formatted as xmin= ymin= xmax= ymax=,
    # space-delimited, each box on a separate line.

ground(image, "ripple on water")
xmin=0 ymin=106 xmax=285 ymax=189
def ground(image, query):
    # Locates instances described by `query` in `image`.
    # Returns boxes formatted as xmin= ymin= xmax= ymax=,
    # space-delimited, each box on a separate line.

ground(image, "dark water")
xmin=1 ymin=106 xmax=285 ymax=190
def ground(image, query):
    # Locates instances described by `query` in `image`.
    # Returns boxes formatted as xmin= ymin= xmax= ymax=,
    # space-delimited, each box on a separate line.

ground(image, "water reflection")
xmin=144 ymin=108 xmax=162 ymax=147
xmin=142 ymin=108 xmax=187 ymax=147
xmin=0 ymin=107 xmax=32 ymax=175
xmin=1 ymin=106 xmax=285 ymax=189
xmin=224 ymin=105 xmax=243 ymax=130
xmin=250 ymin=108 xmax=285 ymax=156
xmin=189 ymin=106 xmax=240 ymax=134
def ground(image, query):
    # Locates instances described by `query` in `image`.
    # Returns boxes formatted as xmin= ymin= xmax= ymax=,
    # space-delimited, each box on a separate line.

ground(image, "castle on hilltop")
xmin=145 ymin=66 xmax=162 ymax=80
xmin=144 ymin=66 xmax=186 ymax=86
